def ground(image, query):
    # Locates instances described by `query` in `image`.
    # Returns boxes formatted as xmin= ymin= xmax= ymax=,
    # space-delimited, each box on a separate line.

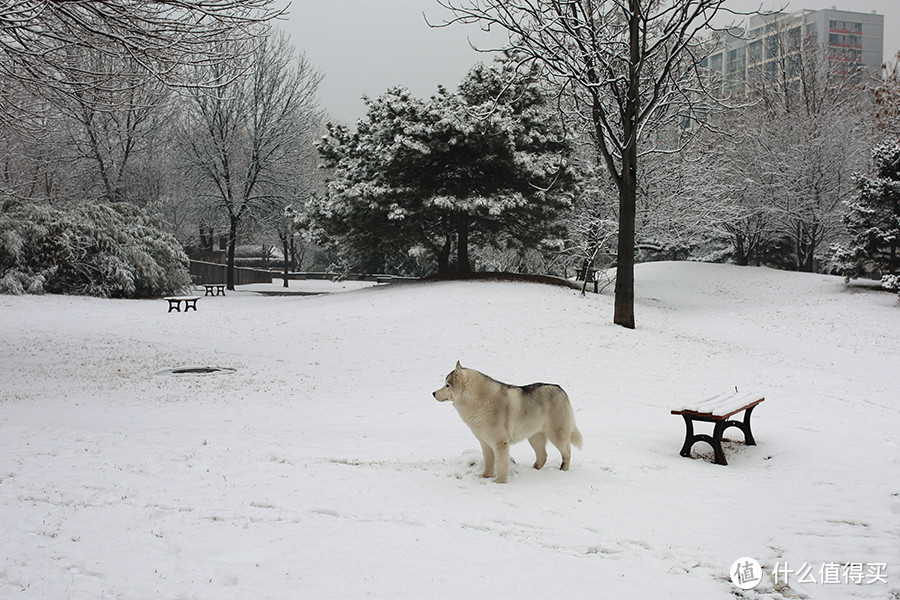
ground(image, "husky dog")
xmin=433 ymin=362 xmax=583 ymax=483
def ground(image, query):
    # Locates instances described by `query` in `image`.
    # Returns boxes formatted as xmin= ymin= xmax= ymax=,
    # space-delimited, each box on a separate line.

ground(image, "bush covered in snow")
xmin=0 ymin=199 xmax=192 ymax=298
xmin=883 ymin=274 xmax=900 ymax=298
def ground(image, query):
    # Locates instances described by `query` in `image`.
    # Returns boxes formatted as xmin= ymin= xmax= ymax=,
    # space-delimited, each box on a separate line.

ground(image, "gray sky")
xmin=283 ymin=0 xmax=900 ymax=124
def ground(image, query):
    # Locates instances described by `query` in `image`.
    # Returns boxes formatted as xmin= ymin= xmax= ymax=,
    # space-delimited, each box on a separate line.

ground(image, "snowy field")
xmin=0 ymin=262 xmax=898 ymax=600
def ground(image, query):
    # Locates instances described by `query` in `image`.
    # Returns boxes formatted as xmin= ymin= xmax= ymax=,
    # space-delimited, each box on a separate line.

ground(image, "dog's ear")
xmin=454 ymin=361 xmax=467 ymax=384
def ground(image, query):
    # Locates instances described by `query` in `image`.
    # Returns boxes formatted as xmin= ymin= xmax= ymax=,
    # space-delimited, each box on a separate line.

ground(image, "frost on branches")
xmin=0 ymin=200 xmax=192 ymax=298
xmin=833 ymin=141 xmax=900 ymax=282
xmin=303 ymin=56 xmax=576 ymax=275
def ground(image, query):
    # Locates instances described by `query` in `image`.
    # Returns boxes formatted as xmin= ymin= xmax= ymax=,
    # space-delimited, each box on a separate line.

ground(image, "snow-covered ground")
xmin=0 ymin=262 xmax=897 ymax=600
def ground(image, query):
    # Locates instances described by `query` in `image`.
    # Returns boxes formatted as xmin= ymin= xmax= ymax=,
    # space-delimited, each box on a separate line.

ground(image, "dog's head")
xmin=432 ymin=361 xmax=466 ymax=402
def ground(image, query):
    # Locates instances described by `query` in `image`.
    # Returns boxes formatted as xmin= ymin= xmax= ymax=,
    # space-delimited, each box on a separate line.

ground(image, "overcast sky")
xmin=282 ymin=0 xmax=900 ymax=124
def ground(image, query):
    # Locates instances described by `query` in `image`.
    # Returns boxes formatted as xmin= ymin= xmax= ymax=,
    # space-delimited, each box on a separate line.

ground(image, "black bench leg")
xmin=679 ymin=415 xmax=695 ymax=458
xmin=741 ymin=405 xmax=757 ymax=446
xmin=721 ymin=406 xmax=758 ymax=447
xmin=167 ymin=301 xmax=180 ymax=313
xmin=711 ymin=421 xmax=729 ymax=466
xmin=680 ymin=415 xmax=729 ymax=465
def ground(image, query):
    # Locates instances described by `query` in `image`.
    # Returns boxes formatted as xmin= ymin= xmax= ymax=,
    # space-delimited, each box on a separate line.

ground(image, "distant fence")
xmin=276 ymin=272 xmax=418 ymax=283
xmin=189 ymin=260 xmax=272 ymax=285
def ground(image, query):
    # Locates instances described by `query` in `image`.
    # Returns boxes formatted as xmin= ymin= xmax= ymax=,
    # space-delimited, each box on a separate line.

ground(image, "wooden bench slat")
xmin=672 ymin=391 xmax=764 ymax=419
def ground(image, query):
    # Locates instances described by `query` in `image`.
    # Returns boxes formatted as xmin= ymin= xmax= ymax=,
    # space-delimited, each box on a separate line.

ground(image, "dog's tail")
xmin=571 ymin=428 xmax=583 ymax=449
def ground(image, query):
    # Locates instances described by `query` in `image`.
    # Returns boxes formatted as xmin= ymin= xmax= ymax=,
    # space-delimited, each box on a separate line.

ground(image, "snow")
xmin=1 ymin=262 xmax=898 ymax=599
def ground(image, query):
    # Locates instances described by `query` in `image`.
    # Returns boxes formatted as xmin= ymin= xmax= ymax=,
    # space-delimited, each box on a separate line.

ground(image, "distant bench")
xmin=671 ymin=390 xmax=765 ymax=465
xmin=203 ymin=283 xmax=226 ymax=296
xmin=164 ymin=296 xmax=200 ymax=313
xmin=575 ymin=265 xmax=599 ymax=294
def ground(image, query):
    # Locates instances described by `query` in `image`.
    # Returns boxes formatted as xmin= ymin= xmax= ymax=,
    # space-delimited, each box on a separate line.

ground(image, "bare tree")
xmin=0 ymin=0 xmax=282 ymax=105
xmin=1 ymin=1 xmax=285 ymax=206
xmin=871 ymin=52 xmax=900 ymax=140
xmin=179 ymin=30 xmax=323 ymax=289
xmin=741 ymin=30 xmax=870 ymax=272
xmin=435 ymin=0 xmax=731 ymax=328
xmin=51 ymin=52 xmax=173 ymax=204
xmin=0 ymin=86 xmax=86 ymax=204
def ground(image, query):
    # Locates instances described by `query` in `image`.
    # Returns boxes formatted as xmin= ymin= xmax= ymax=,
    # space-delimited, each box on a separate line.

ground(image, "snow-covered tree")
xmin=47 ymin=51 xmax=173 ymax=205
xmin=178 ymin=30 xmax=323 ymax=289
xmin=307 ymin=57 xmax=576 ymax=275
xmin=704 ymin=36 xmax=870 ymax=272
xmin=872 ymin=52 xmax=900 ymax=139
xmin=434 ymin=0 xmax=732 ymax=328
xmin=0 ymin=0 xmax=282 ymax=128
xmin=833 ymin=141 xmax=900 ymax=280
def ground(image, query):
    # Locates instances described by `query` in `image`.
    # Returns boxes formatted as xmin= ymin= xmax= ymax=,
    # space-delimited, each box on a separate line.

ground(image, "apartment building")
xmin=703 ymin=7 xmax=884 ymax=96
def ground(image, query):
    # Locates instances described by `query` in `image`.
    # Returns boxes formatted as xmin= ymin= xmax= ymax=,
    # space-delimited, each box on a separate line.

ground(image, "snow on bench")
xmin=671 ymin=389 xmax=765 ymax=465
xmin=672 ymin=390 xmax=765 ymax=419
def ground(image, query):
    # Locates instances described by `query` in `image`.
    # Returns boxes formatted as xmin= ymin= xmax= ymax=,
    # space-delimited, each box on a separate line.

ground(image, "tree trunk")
xmin=437 ymin=235 xmax=452 ymax=274
xmin=282 ymin=235 xmax=290 ymax=288
xmin=612 ymin=1 xmax=640 ymax=330
xmin=614 ymin=177 xmax=637 ymax=329
xmin=226 ymin=216 xmax=239 ymax=290
xmin=457 ymin=214 xmax=472 ymax=274
xmin=735 ymin=233 xmax=749 ymax=266
xmin=796 ymin=222 xmax=817 ymax=273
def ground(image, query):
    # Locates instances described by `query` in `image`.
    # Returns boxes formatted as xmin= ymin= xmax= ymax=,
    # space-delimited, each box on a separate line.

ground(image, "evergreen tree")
xmin=834 ymin=142 xmax=900 ymax=279
xmin=305 ymin=57 xmax=576 ymax=275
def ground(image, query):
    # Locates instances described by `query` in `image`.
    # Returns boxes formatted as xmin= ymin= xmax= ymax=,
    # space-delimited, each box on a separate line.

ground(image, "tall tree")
xmin=435 ymin=0 xmax=729 ymax=328
xmin=834 ymin=141 xmax=900 ymax=279
xmin=52 ymin=52 xmax=172 ymax=204
xmin=308 ymin=57 xmax=575 ymax=275
xmin=0 ymin=0 xmax=282 ymax=124
xmin=726 ymin=32 xmax=869 ymax=272
xmin=870 ymin=52 xmax=900 ymax=139
xmin=179 ymin=30 xmax=323 ymax=289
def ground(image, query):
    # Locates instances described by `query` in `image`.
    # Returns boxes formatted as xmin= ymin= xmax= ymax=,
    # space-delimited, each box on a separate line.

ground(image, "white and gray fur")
xmin=433 ymin=362 xmax=583 ymax=483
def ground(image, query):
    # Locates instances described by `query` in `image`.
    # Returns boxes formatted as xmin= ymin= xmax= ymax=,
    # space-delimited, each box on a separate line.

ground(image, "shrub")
xmin=883 ymin=274 xmax=900 ymax=300
xmin=0 ymin=199 xmax=192 ymax=298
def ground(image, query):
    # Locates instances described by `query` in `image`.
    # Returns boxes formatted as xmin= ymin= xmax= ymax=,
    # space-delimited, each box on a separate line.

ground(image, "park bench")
xmin=164 ymin=296 xmax=200 ymax=313
xmin=671 ymin=389 xmax=765 ymax=465
xmin=203 ymin=283 xmax=226 ymax=296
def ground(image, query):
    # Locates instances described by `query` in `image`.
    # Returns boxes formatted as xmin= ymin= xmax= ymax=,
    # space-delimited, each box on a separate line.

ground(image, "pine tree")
xmin=305 ymin=57 xmax=576 ymax=275
xmin=835 ymin=142 xmax=900 ymax=279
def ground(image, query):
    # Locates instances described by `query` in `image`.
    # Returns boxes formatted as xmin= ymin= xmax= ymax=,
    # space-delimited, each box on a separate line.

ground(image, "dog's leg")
xmin=549 ymin=429 xmax=572 ymax=471
xmin=529 ymin=433 xmax=548 ymax=470
xmin=558 ymin=443 xmax=572 ymax=471
xmin=494 ymin=441 xmax=511 ymax=483
xmin=479 ymin=440 xmax=495 ymax=478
